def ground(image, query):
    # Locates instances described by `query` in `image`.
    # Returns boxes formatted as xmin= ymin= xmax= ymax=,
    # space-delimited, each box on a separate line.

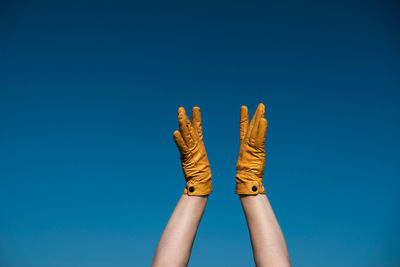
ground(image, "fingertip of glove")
xmin=241 ymin=105 xmax=248 ymax=111
xmin=178 ymin=107 xmax=185 ymax=114
xmin=173 ymin=130 xmax=180 ymax=137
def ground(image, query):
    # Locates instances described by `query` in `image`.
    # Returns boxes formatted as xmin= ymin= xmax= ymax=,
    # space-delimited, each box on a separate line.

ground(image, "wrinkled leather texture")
xmin=173 ymin=107 xmax=212 ymax=196
xmin=236 ymin=103 xmax=268 ymax=195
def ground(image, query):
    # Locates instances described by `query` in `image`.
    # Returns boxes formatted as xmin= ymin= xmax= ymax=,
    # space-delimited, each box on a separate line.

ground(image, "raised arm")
xmin=152 ymin=107 xmax=212 ymax=267
xmin=235 ymin=103 xmax=290 ymax=267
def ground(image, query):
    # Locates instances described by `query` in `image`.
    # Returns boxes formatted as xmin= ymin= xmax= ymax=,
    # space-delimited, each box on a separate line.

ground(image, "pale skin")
xmin=241 ymin=194 xmax=291 ymax=267
xmin=152 ymin=105 xmax=290 ymax=267
xmin=151 ymin=195 xmax=208 ymax=267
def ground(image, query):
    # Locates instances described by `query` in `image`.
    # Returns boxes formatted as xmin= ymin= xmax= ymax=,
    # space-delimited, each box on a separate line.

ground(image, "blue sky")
xmin=0 ymin=0 xmax=399 ymax=266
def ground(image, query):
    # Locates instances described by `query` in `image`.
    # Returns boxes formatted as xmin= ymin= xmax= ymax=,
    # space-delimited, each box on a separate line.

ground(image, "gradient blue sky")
xmin=1 ymin=0 xmax=399 ymax=266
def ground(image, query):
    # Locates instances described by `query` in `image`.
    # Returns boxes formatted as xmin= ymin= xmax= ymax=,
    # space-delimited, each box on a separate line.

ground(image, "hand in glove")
xmin=236 ymin=103 xmax=268 ymax=195
xmin=173 ymin=107 xmax=212 ymax=196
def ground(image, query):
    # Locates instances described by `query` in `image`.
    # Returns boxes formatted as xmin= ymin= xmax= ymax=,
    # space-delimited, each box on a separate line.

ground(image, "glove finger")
xmin=173 ymin=130 xmax=189 ymax=155
xmin=249 ymin=103 xmax=265 ymax=144
xmin=239 ymin=106 xmax=249 ymax=142
xmin=192 ymin=106 xmax=203 ymax=140
xmin=247 ymin=103 xmax=264 ymax=137
xmin=178 ymin=107 xmax=196 ymax=147
xmin=255 ymin=118 xmax=268 ymax=148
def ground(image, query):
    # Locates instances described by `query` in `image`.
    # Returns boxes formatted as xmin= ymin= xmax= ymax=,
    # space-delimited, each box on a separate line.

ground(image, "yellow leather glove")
xmin=235 ymin=103 xmax=268 ymax=195
xmin=173 ymin=107 xmax=212 ymax=196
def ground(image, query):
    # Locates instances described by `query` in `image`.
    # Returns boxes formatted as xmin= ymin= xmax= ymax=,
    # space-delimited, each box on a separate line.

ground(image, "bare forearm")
xmin=152 ymin=195 xmax=208 ymax=267
xmin=240 ymin=194 xmax=290 ymax=267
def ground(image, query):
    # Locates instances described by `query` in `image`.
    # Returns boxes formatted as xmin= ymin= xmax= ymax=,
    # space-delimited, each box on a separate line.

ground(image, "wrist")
xmin=235 ymin=172 xmax=265 ymax=195
xmin=183 ymin=177 xmax=213 ymax=196
xmin=236 ymin=181 xmax=265 ymax=195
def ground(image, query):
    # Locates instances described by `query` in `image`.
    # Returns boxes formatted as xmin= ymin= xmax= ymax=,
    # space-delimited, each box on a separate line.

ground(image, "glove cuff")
xmin=235 ymin=181 xmax=265 ymax=195
xmin=183 ymin=178 xmax=213 ymax=196
xmin=235 ymin=172 xmax=265 ymax=195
